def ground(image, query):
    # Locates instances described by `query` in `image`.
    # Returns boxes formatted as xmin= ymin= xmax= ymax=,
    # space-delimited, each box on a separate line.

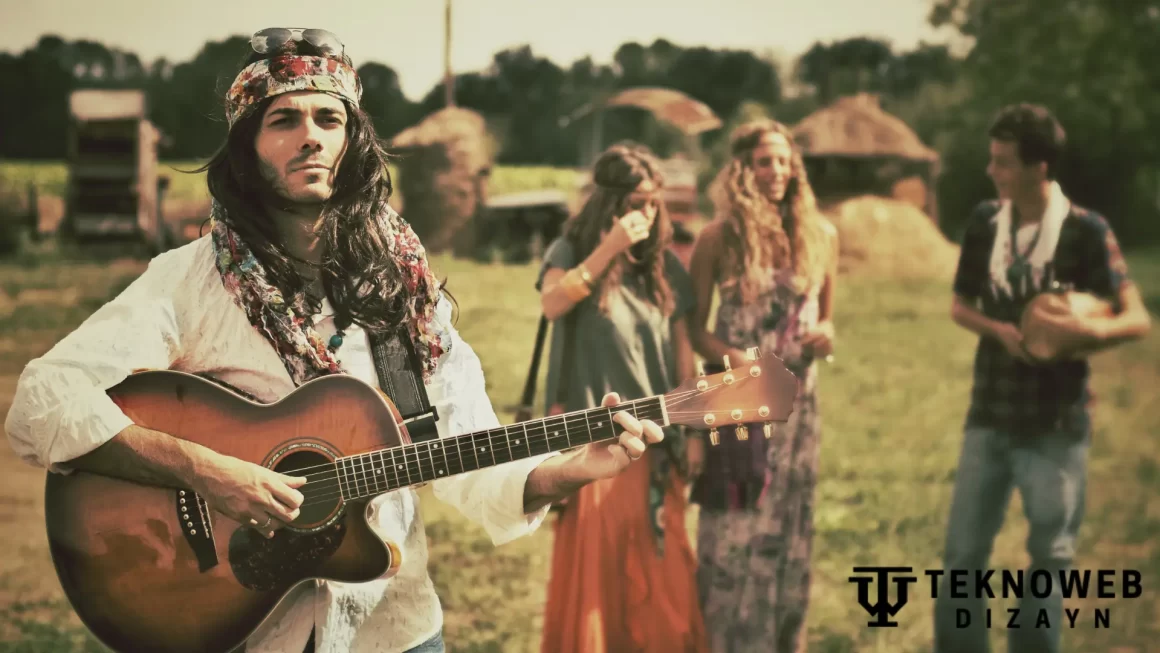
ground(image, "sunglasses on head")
xmin=250 ymin=27 xmax=345 ymax=57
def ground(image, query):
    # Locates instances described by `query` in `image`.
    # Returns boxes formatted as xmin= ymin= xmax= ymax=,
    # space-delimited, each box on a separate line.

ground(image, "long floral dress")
xmin=689 ymin=265 xmax=823 ymax=653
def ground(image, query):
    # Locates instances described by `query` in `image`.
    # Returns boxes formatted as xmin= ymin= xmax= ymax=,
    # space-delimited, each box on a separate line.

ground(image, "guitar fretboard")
xmin=332 ymin=396 xmax=666 ymax=502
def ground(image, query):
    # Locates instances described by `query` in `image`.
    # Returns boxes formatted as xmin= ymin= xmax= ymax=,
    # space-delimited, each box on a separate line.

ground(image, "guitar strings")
xmin=274 ymin=375 xmax=751 ymax=508
xmin=298 ymin=405 xmax=778 ymax=509
xmin=291 ymin=380 xmax=738 ymax=508
xmin=286 ymin=382 xmax=720 ymax=482
xmin=293 ymin=404 xmax=666 ymax=488
xmin=287 ymin=380 xmax=739 ymax=507
xmin=275 ymin=391 xmax=699 ymax=480
xmin=293 ymin=380 xmax=757 ymax=509
xmin=294 ymin=405 xmax=670 ymax=508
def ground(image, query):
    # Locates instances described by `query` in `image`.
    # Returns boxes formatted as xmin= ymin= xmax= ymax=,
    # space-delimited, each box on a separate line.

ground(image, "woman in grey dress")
xmin=686 ymin=119 xmax=839 ymax=652
xmin=537 ymin=142 xmax=708 ymax=653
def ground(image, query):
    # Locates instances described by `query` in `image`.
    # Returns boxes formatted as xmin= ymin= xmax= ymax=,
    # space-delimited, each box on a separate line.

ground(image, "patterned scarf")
xmin=209 ymin=204 xmax=450 ymax=387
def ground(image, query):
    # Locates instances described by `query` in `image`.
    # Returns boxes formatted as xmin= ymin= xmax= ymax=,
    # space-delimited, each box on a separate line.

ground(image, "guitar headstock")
xmin=663 ymin=347 xmax=799 ymax=445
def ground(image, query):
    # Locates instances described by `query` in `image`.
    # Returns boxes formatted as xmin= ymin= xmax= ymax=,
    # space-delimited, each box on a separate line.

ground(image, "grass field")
xmin=0 ymin=237 xmax=1157 ymax=652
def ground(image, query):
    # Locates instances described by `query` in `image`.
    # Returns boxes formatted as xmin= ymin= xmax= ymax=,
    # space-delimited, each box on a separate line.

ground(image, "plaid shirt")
xmin=952 ymin=200 xmax=1130 ymax=434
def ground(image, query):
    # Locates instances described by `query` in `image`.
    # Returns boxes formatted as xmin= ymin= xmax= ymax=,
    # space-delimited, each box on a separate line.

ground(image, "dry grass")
xmin=0 ymin=222 xmax=1155 ymax=653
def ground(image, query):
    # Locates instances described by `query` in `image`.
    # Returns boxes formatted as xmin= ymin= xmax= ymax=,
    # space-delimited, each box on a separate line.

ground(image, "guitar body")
xmin=42 ymin=348 xmax=803 ymax=653
xmin=45 ymin=370 xmax=409 ymax=653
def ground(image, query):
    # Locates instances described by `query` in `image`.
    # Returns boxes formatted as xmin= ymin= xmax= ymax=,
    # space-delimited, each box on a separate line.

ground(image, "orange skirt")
xmin=540 ymin=450 xmax=708 ymax=653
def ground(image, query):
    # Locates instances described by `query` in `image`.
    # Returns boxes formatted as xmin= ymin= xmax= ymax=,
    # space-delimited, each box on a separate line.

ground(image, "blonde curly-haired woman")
xmin=687 ymin=119 xmax=839 ymax=652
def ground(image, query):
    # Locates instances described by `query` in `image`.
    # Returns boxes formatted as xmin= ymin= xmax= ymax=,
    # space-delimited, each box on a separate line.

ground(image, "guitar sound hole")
xmin=273 ymin=449 xmax=341 ymax=530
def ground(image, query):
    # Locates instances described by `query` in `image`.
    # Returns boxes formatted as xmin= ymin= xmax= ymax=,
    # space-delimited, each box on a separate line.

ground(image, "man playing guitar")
xmin=4 ymin=28 xmax=665 ymax=653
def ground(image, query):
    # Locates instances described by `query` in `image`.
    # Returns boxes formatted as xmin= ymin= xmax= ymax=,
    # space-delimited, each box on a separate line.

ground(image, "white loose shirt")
xmin=4 ymin=236 xmax=555 ymax=653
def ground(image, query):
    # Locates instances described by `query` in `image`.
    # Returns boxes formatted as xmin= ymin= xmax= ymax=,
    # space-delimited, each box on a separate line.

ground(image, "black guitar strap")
xmin=367 ymin=327 xmax=440 ymax=442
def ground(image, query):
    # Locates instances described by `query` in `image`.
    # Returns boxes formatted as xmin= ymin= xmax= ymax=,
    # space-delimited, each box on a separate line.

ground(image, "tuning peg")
xmin=746 ymin=347 xmax=760 ymax=361
xmin=708 ymin=428 xmax=720 ymax=446
xmin=722 ymin=354 xmax=737 ymax=385
xmin=736 ymin=424 xmax=749 ymax=441
xmin=696 ymin=360 xmax=706 ymax=376
xmin=763 ymin=423 xmax=773 ymax=439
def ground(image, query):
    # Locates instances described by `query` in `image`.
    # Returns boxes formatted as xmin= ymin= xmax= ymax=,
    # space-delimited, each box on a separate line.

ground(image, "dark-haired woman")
xmin=537 ymin=142 xmax=708 ymax=653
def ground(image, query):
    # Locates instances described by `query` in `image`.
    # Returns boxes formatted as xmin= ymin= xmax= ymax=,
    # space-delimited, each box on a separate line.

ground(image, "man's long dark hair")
xmin=198 ymin=43 xmax=432 ymax=334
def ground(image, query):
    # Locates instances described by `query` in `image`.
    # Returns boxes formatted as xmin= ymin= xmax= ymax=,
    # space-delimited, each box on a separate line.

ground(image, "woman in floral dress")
xmin=686 ymin=118 xmax=839 ymax=652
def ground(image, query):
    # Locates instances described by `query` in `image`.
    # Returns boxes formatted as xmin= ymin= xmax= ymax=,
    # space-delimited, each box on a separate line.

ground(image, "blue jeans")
xmin=933 ymin=425 xmax=1089 ymax=653
xmin=405 ymin=630 xmax=445 ymax=653
xmin=299 ymin=629 xmax=443 ymax=653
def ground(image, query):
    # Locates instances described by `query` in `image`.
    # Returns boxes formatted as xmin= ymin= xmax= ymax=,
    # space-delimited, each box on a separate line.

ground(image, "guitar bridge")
xmin=176 ymin=489 xmax=218 ymax=572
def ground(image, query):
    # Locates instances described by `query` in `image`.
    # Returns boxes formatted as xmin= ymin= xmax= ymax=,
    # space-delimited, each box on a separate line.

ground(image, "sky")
xmin=2 ymin=0 xmax=962 ymax=101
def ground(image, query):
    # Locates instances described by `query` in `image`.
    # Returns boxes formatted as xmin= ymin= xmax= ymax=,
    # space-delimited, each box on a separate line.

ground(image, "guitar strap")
xmin=516 ymin=309 xmax=577 ymax=421
xmin=368 ymin=327 xmax=440 ymax=443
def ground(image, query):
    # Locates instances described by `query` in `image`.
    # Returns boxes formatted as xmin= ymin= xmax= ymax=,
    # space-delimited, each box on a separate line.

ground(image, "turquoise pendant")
xmin=328 ymin=334 xmax=343 ymax=350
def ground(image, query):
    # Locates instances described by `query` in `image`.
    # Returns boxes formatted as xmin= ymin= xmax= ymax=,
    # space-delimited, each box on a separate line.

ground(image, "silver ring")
xmin=260 ymin=516 xmax=272 ymax=529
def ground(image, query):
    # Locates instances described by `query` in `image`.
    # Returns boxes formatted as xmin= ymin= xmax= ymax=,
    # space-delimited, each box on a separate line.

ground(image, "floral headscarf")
xmin=225 ymin=54 xmax=361 ymax=127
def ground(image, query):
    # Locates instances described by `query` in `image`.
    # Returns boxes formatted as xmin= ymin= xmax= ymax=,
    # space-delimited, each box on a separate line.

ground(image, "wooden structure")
xmin=473 ymin=189 xmax=571 ymax=263
xmin=792 ymin=93 xmax=940 ymax=223
xmin=62 ymin=89 xmax=170 ymax=252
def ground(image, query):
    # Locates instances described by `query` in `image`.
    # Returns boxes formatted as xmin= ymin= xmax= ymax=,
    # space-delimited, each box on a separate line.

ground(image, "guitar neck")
xmin=334 ymin=396 xmax=667 ymax=502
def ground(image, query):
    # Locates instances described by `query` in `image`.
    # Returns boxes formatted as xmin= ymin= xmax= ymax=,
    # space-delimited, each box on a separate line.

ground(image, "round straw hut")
xmin=390 ymin=107 xmax=494 ymax=256
xmin=792 ymin=93 xmax=940 ymax=223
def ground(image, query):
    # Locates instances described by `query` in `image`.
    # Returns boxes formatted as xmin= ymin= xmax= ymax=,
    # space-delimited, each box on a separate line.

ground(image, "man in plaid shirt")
xmin=934 ymin=104 xmax=1151 ymax=653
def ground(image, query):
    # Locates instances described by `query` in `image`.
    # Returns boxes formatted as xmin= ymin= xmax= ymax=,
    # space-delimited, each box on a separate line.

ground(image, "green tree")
xmin=928 ymin=0 xmax=1160 ymax=244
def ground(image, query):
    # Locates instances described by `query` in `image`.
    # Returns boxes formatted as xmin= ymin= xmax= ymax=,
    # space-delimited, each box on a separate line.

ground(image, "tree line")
xmin=2 ymin=0 xmax=1158 ymax=245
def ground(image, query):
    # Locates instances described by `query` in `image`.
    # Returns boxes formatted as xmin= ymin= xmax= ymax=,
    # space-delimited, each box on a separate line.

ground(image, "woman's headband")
xmin=225 ymin=54 xmax=361 ymax=127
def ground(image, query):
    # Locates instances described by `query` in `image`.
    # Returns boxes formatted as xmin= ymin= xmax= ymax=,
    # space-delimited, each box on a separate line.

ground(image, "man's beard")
xmin=257 ymin=159 xmax=331 ymax=208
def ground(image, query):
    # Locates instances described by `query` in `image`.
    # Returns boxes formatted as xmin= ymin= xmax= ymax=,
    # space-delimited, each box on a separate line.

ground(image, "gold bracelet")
xmin=561 ymin=268 xmax=593 ymax=301
xmin=576 ymin=263 xmax=594 ymax=287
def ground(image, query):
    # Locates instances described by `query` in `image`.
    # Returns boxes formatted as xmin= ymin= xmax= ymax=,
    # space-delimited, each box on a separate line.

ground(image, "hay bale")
xmin=391 ymin=107 xmax=494 ymax=255
xmin=823 ymin=195 xmax=959 ymax=280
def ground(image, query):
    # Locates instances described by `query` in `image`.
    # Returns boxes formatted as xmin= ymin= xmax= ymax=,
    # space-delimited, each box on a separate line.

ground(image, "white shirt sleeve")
xmin=426 ymin=297 xmax=555 ymax=546
xmin=4 ymin=249 xmax=190 ymax=473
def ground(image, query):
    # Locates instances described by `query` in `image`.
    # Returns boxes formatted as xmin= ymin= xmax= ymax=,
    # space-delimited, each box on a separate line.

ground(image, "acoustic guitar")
xmin=44 ymin=348 xmax=798 ymax=653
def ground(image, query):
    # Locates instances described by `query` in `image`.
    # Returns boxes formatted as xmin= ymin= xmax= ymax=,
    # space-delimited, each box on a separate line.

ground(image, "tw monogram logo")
xmin=849 ymin=566 xmax=919 ymax=627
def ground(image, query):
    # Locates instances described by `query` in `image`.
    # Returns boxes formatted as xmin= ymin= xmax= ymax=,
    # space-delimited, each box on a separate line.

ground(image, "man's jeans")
xmin=934 ymin=424 xmax=1089 ymax=653
xmin=405 ymin=630 xmax=445 ymax=653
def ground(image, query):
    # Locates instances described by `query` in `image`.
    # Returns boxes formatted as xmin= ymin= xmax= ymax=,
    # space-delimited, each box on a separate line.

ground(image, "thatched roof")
xmin=562 ymin=87 xmax=723 ymax=136
xmin=602 ymin=87 xmax=722 ymax=135
xmin=792 ymin=93 xmax=938 ymax=162
xmin=390 ymin=106 xmax=492 ymax=175
xmin=392 ymin=106 xmax=487 ymax=149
